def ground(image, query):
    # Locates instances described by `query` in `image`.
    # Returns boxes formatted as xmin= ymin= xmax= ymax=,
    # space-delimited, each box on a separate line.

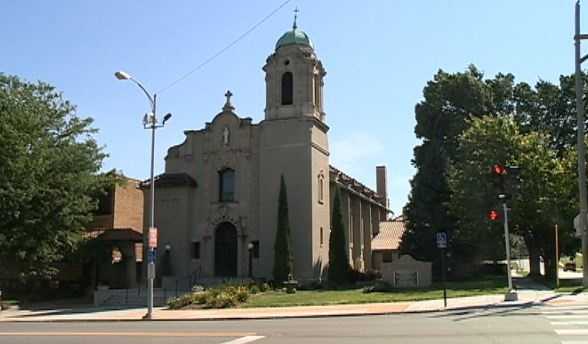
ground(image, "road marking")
xmin=550 ymin=321 xmax=588 ymax=325
xmin=0 ymin=332 xmax=257 ymax=337
xmin=546 ymin=315 xmax=588 ymax=320
xmin=542 ymin=310 xmax=588 ymax=314
xmin=555 ymin=329 xmax=588 ymax=336
xmin=221 ymin=336 xmax=265 ymax=344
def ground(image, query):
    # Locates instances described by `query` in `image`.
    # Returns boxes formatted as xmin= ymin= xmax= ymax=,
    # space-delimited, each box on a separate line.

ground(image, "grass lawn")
xmin=243 ymin=277 xmax=508 ymax=308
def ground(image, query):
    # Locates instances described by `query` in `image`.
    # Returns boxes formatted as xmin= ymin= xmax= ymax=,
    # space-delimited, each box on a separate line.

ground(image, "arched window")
xmin=281 ymin=72 xmax=293 ymax=105
xmin=219 ymin=168 xmax=235 ymax=202
xmin=318 ymin=173 xmax=324 ymax=204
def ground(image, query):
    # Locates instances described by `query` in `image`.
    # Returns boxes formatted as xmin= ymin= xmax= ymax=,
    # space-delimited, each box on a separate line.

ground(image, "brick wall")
xmin=113 ymin=179 xmax=144 ymax=232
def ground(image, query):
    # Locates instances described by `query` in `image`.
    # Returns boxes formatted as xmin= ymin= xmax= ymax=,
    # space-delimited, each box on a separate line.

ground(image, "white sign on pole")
xmin=148 ymin=227 xmax=158 ymax=248
xmin=573 ymin=213 xmax=587 ymax=238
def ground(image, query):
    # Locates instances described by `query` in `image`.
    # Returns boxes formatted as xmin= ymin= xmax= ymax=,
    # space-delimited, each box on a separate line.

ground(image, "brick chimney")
xmin=376 ymin=166 xmax=388 ymax=208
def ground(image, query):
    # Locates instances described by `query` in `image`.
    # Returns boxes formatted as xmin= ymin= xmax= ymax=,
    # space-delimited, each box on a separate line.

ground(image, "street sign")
xmin=147 ymin=249 xmax=157 ymax=264
xmin=148 ymin=227 xmax=158 ymax=248
xmin=436 ymin=232 xmax=447 ymax=249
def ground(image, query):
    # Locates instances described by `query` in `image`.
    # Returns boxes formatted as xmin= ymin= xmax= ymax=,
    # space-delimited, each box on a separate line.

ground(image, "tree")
xmin=328 ymin=187 xmax=350 ymax=285
xmin=449 ymin=116 xmax=576 ymax=281
xmin=402 ymin=66 xmax=514 ymax=267
xmin=0 ymin=74 xmax=109 ymax=281
xmin=273 ymin=175 xmax=293 ymax=282
xmin=513 ymin=73 xmax=588 ymax=155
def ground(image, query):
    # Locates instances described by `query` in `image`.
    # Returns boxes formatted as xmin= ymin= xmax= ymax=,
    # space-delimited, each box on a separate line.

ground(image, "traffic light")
xmin=490 ymin=164 xmax=521 ymax=199
xmin=491 ymin=164 xmax=507 ymax=196
xmin=487 ymin=209 xmax=500 ymax=221
xmin=491 ymin=164 xmax=507 ymax=176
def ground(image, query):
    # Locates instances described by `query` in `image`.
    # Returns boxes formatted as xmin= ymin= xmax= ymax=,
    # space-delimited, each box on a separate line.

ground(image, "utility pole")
xmin=555 ymin=224 xmax=560 ymax=289
xmin=574 ymin=1 xmax=588 ymax=287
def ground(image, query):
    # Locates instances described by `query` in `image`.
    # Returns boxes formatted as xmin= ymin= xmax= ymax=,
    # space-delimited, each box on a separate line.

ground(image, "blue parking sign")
xmin=436 ymin=232 xmax=447 ymax=248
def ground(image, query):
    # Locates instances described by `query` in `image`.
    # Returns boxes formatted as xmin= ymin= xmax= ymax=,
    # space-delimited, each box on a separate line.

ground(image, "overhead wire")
xmin=157 ymin=0 xmax=292 ymax=94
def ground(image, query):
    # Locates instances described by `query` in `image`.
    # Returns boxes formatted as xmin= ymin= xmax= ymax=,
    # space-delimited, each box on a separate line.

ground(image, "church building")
xmin=142 ymin=20 xmax=390 ymax=284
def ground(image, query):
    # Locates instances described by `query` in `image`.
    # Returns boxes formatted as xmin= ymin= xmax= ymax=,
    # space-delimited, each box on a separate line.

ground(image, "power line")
xmin=157 ymin=0 xmax=292 ymax=94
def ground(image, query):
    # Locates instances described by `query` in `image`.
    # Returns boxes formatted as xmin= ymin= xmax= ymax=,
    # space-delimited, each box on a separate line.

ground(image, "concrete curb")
xmin=0 ymin=300 xmax=572 ymax=323
xmin=2 ymin=291 xmax=586 ymax=323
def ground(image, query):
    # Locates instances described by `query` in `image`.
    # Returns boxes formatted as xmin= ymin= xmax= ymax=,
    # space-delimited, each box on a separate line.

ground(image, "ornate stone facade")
xmin=142 ymin=24 xmax=389 ymax=283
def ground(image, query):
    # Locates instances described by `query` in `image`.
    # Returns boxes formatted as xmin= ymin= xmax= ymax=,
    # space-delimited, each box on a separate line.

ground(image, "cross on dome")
xmin=293 ymin=7 xmax=299 ymax=30
xmin=223 ymin=90 xmax=235 ymax=112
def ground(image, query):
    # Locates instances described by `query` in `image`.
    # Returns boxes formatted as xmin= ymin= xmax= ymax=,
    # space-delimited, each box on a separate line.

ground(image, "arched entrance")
xmin=214 ymin=222 xmax=238 ymax=277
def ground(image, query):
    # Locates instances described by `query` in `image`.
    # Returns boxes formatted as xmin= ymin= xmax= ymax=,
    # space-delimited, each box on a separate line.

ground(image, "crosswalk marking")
xmin=547 ymin=315 xmax=588 ymax=320
xmin=542 ymin=310 xmax=588 ymax=314
xmin=538 ymin=304 xmax=588 ymax=344
xmin=556 ymin=330 xmax=588 ymax=336
xmin=551 ymin=321 xmax=588 ymax=325
xmin=222 ymin=336 xmax=266 ymax=344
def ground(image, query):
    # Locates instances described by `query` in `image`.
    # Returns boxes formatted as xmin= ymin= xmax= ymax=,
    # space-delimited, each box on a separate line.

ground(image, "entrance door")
xmin=214 ymin=222 xmax=237 ymax=277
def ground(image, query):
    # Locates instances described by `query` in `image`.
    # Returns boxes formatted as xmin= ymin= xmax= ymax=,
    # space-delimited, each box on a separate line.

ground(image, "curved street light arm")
xmin=129 ymin=78 xmax=155 ymax=111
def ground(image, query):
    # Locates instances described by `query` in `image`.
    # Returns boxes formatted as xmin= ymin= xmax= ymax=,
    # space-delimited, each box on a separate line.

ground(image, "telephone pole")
xmin=574 ymin=0 xmax=588 ymax=287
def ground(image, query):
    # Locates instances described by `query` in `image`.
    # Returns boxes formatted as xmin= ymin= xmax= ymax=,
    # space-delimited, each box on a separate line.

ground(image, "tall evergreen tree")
xmin=328 ymin=187 xmax=350 ymax=285
xmin=402 ymin=66 xmax=506 ymax=266
xmin=273 ymin=175 xmax=293 ymax=282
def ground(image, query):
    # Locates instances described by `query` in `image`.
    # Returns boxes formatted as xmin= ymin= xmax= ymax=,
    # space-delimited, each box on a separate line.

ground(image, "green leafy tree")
xmin=513 ymin=73 xmax=588 ymax=155
xmin=328 ymin=187 xmax=350 ymax=285
xmin=449 ymin=116 xmax=576 ymax=281
xmin=0 ymin=74 xmax=109 ymax=281
xmin=273 ymin=175 xmax=293 ymax=282
xmin=402 ymin=66 xmax=514 ymax=267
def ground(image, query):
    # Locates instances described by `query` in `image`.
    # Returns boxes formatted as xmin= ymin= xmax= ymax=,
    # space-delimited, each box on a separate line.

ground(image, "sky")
xmin=1 ymin=1 xmax=579 ymax=214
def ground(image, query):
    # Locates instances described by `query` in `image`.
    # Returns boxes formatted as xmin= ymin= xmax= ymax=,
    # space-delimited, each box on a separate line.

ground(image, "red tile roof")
xmin=372 ymin=220 xmax=406 ymax=251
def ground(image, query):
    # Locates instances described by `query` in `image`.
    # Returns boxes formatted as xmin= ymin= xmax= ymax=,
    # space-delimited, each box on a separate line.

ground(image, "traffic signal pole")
xmin=574 ymin=1 xmax=588 ymax=288
xmin=501 ymin=198 xmax=517 ymax=301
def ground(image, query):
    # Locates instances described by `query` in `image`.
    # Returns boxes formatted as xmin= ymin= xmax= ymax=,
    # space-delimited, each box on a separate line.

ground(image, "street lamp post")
xmin=574 ymin=1 xmax=588 ymax=288
xmin=248 ymin=242 xmax=254 ymax=279
xmin=115 ymin=71 xmax=171 ymax=319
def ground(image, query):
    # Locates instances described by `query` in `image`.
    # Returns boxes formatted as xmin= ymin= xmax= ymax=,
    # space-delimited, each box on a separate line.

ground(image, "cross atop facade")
xmin=293 ymin=7 xmax=299 ymax=30
xmin=223 ymin=90 xmax=235 ymax=111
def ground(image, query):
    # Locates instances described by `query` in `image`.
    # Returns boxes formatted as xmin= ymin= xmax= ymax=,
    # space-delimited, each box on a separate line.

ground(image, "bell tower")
xmin=263 ymin=15 xmax=326 ymax=122
xmin=257 ymin=15 xmax=331 ymax=281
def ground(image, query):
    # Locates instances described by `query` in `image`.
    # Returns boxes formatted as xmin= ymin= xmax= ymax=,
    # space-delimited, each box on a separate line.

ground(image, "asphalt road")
xmin=1 ymin=303 xmax=587 ymax=344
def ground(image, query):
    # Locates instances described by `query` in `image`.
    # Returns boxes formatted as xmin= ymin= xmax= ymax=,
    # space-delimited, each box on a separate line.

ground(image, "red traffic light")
xmin=491 ymin=164 xmax=507 ymax=175
xmin=487 ymin=209 xmax=500 ymax=221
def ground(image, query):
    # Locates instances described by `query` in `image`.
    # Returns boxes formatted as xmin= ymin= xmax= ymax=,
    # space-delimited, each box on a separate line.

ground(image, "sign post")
xmin=146 ymin=227 xmax=157 ymax=318
xmin=436 ymin=232 xmax=448 ymax=308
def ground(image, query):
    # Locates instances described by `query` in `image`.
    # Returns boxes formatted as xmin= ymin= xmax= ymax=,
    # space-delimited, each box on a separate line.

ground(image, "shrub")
xmin=362 ymin=280 xmax=393 ymax=293
xmin=205 ymin=289 xmax=237 ymax=308
xmin=259 ymin=282 xmax=270 ymax=292
xmin=167 ymin=284 xmax=251 ymax=309
xmin=167 ymin=293 xmax=196 ymax=309
xmin=249 ymin=285 xmax=260 ymax=294
xmin=191 ymin=285 xmax=205 ymax=292
xmin=234 ymin=286 xmax=250 ymax=302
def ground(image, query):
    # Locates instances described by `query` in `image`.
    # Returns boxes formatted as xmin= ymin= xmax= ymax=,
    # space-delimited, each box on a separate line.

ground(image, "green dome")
xmin=275 ymin=28 xmax=314 ymax=50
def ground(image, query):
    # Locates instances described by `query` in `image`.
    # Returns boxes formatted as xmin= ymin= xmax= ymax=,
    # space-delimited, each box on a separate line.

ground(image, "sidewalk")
xmin=1 ymin=290 xmax=586 ymax=322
